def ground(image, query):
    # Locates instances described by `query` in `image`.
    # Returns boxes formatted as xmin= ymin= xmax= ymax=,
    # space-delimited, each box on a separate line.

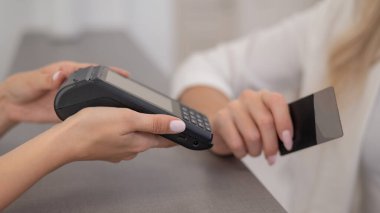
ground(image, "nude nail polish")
xmin=52 ymin=71 xmax=61 ymax=81
xmin=170 ymin=120 xmax=186 ymax=133
xmin=267 ymin=155 xmax=277 ymax=165
xmin=282 ymin=130 xmax=293 ymax=151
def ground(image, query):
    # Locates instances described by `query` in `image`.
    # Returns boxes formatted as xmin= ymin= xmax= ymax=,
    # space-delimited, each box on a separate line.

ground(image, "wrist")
xmin=39 ymin=123 xmax=80 ymax=164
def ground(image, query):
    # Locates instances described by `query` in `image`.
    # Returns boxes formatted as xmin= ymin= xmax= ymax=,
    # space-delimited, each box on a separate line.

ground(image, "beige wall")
xmin=176 ymin=0 xmax=239 ymax=62
xmin=0 ymin=0 xmax=320 ymax=80
xmin=176 ymin=0 xmax=319 ymax=64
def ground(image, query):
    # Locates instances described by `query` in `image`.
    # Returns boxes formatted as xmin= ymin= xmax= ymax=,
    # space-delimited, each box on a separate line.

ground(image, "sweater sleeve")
xmin=171 ymin=1 xmax=326 ymax=100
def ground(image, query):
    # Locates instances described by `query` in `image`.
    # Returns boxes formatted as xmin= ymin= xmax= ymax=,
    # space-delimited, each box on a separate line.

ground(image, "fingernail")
xmin=169 ymin=120 xmax=186 ymax=133
xmin=267 ymin=155 xmax=276 ymax=166
xmin=282 ymin=130 xmax=293 ymax=151
xmin=52 ymin=71 xmax=61 ymax=81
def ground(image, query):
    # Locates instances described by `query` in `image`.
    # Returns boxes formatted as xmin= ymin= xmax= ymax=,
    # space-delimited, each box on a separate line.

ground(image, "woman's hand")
xmin=0 ymin=107 xmax=184 ymax=209
xmin=210 ymin=89 xmax=293 ymax=165
xmin=0 ymin=61 xmax=128 ymax=124
xmin=52 ymin=107 xmax=185 ymax=163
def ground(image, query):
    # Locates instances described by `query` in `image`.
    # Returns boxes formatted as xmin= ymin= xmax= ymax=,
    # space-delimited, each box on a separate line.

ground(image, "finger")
xmin=41 ymin=61 xmax=93 ymax=75
xmin=59 ymin=64 xmax=128 ymax=86
xmin=1 ymin=71 xmax=50 ymax=103
xmin=211 ymin=134 xmax=233 ymax=156
xmin=109 ymin=66 xmax=129 ymax=78
xmin=122 ymin=132 xmax=160 ymax=153
xmin=229 ymin=101 xmax=262 ymax=157
xmin=128 ymin=132 xmax=176 ymax=149
xmin=123 ymin=154 xmax=138 ymax=161
xmin=29 ymin=70 xmax=57 ymax=92
xmin=36 ymin=61 xmax=94 ymax=90
xmin=50 ymin=62 xmax=128 ymax=87
xmin=245 ymin=92 xmax=278 ymax=165
xmin=209 ymin=115 xmax=233 ymax=155
xmin=123 ymin=132 xmax=175 ymax=154
xmin=107 ymin=159 xmax=123 ymax=163
xmin=214 ymin=110 xmax=247 ymax=159
xmin=50 ymin=69 xmax=78 ymax=89
xmin=125 ymin=111 xmax=186 ymax=134
xmin=261 ymin=91 xmax=293 ymax=151
xmin=155 ymin=137 xmax=176 ymax=148
xmin=58 ymin=61 xmax=95 ymax=74
xmin=50 ymin=71 xmax=67 ymax=89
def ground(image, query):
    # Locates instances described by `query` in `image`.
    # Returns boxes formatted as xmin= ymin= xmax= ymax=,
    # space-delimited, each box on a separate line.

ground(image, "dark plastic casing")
xmin=54 ymin=66 xmax=213 ymax=150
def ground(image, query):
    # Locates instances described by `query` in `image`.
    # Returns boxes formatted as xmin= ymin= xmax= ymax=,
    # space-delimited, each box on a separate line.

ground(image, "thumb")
xmin=32 ymin=70 xmax=63 ymax=91
xmin=130 ymin=112 xmax=186 ymax=134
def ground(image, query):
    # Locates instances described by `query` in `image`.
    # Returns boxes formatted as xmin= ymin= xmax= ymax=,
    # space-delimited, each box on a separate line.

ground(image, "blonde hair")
xmin=329 ymin=0 xmax=380 ymax=85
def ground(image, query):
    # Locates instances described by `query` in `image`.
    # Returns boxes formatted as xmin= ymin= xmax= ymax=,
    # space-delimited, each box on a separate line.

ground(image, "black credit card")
xmin=278 ymin=87 xmax=343 ymax=155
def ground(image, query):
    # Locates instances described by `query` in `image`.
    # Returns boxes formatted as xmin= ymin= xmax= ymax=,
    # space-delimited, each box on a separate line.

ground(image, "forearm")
xmin=0 ymin=111 xmax=16 ymax=138
xmin=0 ymin=124 xmax=73 ymax=210
xmin=179 ymin=86 xmax=230 ymax=119
xmin=0 ymin=85 xmax=17 ymax=137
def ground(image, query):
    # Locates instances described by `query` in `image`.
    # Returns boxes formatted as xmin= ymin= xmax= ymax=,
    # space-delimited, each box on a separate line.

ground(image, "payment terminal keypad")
xmin=181 ymin=105 xmax=211 ymax=132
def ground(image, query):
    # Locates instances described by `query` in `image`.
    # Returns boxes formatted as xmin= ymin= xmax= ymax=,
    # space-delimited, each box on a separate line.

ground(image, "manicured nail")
xmin=282 ymin=130 xmax=293 ymax=151
xmin=267 ymin=155 xmax=276 ymax=166
xmin=52 ymin=71 xmax=61 ymax=81
xmin=169 ymin=120 xmax=186 ymax=133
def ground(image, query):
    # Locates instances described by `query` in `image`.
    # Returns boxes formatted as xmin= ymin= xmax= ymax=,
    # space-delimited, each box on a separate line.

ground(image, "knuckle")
xmin=214 ymin=110 xmax=228 ymax=124
xmin=257 ymin=115 xmax=274 ymax=128
xmin=250 ymin=149 xmax=262 ymax=157
xmin=244 ymin=131 xmax=261 ymax=143
xmin=228 ymin=141 xmax=243 ymax=153
xmin=234 ymin=150 xmax=247 ymax=159
xmin=257 ymin=90 xmax=265 ymax=99
xmin=151 ymin=117 xmax=165 ymax=134
xmin=259 ymin=89 xmax=270 ymax=95
xmin=240 ymin=89 xmax=256 ymax=100
xmin=215 ymin=110 xmax=226 ymax=119
xmin=264 ymin=143 xmax=278 ymax=156
xmin=214 ymin=110 xmax=232 ymax=131
xmin=228 ymin=100 xmax=240 ymax=110
xmin=270 ymin=92 xmax=286 ymax=104
xmin=245 ymin=134 xmax=262 ymax=157
xmin=249 ymin=145 xmax=262 ymax=156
